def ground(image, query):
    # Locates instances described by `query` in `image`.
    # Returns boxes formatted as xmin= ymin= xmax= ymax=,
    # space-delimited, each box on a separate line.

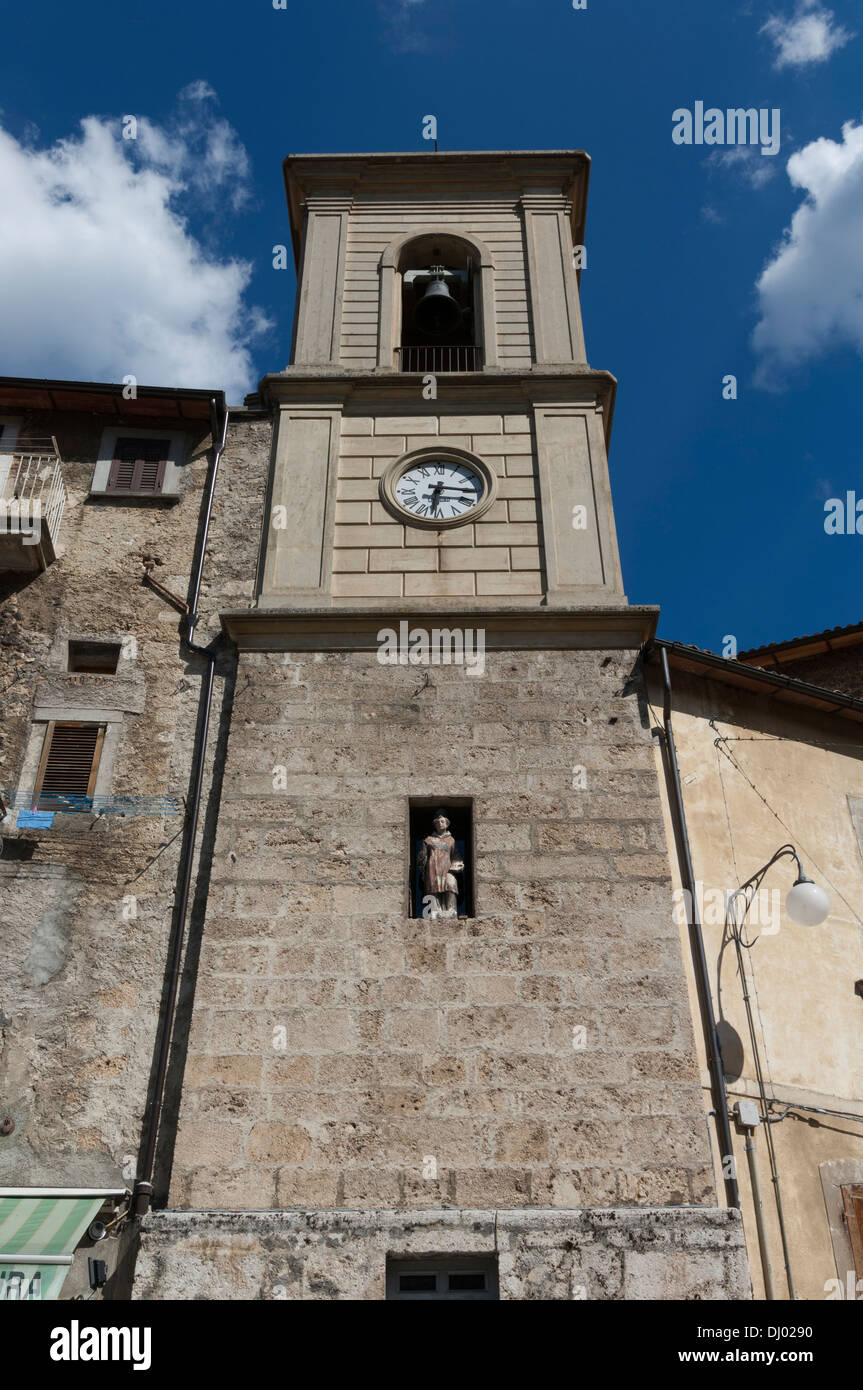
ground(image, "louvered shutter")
xmin=843 ymin=1185 xmax=863 ymax=1280
xmin=35 ymin=723 xmax=105 ymax=811
xmin=107 ymin=438 xmax=169 ymax=494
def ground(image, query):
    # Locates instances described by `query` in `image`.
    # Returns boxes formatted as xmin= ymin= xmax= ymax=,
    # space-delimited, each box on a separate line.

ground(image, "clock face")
xmin=394 ymin=459 xmax=485 ymax=523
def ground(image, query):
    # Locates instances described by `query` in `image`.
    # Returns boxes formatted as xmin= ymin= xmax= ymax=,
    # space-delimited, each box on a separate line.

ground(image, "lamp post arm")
xmin=724 ymin=844 xmax=801 ymax=1300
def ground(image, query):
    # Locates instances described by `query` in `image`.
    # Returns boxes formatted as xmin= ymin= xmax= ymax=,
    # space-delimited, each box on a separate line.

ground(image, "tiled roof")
xmin=644 ymin=638 xmax=863 ymax=722
xmin=737 ymin=620 xmax=863 ymax=666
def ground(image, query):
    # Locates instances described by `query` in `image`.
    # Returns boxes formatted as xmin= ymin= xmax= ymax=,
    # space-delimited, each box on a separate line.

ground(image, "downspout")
xmin=133 ymin=395 xmax=229 ymax=1217
xmin=651 ymin=643 xmax=740 ymax=1210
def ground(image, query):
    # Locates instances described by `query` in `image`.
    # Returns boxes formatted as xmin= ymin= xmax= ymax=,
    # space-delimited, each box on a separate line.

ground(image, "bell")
xmin=414 ymin=274 xmax=461 ymax=337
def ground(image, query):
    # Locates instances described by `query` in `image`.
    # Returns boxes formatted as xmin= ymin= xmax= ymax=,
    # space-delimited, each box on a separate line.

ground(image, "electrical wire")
xmin=712 ymin=735 xmax=863 ymax=751
xmin=711 ymin=721 xmax=863 ymax=929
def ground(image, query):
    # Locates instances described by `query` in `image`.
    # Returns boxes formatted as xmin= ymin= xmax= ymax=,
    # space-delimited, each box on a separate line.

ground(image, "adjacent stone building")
xmin=0 ymin=379 xmax=270 ymax=1297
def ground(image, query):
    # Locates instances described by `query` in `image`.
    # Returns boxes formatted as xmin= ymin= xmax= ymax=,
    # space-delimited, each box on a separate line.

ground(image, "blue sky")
xmin=1 ymin=0 xmax=861 ymax=651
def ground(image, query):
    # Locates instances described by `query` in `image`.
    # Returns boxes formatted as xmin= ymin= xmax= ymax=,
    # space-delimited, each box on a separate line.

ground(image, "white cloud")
xmin=761 ymin=2 xmax=852 ymax=70
xmin=379 ymin=0 xmax=430 ymax=52
xmin=0 ymin=87 xmax=269 ymax=404
xmin=752 ymin=118 xmax=863 ymax=386
xmin=136 ymin=81 xmax=252 ymax=213
xmin=709 ymin=146 xmax=778 ymax=189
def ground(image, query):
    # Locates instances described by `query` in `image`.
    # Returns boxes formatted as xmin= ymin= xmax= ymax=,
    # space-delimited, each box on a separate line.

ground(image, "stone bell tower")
xmin=259 ymin=150 xmax=625 ymax=611
xmin=133 ymin=152 xmax=749 ymax=1301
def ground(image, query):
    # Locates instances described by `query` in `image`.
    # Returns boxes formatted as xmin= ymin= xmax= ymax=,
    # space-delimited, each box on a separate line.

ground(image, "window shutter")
xmin=107 ymin=438 xmax=169 ymax=494
xmin=34 ymin=723 xmax=105 ymax=811
xmin=843 ymin=1185 xmax=863 ymax=1280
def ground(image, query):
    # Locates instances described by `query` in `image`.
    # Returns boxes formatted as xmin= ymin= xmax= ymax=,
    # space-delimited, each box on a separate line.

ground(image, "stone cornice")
xmin=256 ymin=369 xmax=618 ymax=446
xmin=282 ymin=150 xmax=591 ymax=270
xmin=220 ymin=604 xmax=658 ymax=650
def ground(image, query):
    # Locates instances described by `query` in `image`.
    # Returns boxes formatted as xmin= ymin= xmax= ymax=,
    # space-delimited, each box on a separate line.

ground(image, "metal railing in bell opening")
xmin=397 ymin=345 xmax=482 ymax=373
xmin=2 ymin=790 xmax=182 ymax=818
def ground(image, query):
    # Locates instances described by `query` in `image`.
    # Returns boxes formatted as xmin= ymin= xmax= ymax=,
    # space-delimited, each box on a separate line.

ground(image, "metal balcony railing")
xmin=0 ymin=439 xmax=67 ymax=567
xmin=397 ymin=346 xmax=482 ymax=373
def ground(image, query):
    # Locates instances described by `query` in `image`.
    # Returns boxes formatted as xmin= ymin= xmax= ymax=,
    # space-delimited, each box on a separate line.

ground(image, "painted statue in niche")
xmin=418 ymin=810 xmax=463 ymax=918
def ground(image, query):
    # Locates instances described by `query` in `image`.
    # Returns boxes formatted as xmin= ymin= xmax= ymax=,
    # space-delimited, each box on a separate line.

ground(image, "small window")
xmin=68 ymin=640 xmax=121 ymax=674
xmin=386 ymin=1257 xmax=498 ymax=1301
xmin=33 ymin=722 xmax=105 ymax=812
xmin=106 ymin=438 xmax=169 ymax=495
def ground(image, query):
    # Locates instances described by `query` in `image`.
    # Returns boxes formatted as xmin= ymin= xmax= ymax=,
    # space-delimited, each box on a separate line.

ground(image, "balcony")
xmin=397 ymin=346 xmax=482 ymax=373
xmin=0 ymin=440 xmax=67 ymax=573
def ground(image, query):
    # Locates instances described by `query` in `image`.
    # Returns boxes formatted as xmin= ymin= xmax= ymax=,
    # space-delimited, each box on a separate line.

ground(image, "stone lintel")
xmin=134 ymin=1205 xmax=750 ymax=1301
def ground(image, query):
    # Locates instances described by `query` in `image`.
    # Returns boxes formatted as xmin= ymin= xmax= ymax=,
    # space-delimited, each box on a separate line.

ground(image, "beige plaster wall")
xmin=649 ymin=667 xmax=863 ymax=1300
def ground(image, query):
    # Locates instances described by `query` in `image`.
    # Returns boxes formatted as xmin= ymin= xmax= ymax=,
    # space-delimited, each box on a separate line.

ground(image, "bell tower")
xmin=136 ymin=152 xmax=750 ymax=1303
xmin=256 ymin=150 xmax=626 ymax=613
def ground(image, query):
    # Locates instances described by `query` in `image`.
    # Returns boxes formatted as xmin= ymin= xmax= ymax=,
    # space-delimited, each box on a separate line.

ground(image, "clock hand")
xmin=422 ymin=486 xmax=476 ymax=495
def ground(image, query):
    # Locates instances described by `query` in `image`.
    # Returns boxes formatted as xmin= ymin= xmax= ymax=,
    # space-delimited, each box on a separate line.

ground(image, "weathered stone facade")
xmin=0 ymin=394 xmax=271 ymax=1293
xmin=166 ymin=644 xmax=716 ymax=1213
xmin=135 ymin=1207 xmax=749 ymax=1301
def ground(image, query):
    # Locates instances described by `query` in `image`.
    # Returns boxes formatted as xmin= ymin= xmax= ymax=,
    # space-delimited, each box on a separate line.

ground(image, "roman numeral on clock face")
xmin=394 ymin=459 xmax=485 ymax=522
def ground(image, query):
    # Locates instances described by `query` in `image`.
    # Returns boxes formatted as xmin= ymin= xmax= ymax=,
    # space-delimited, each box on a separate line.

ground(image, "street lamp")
xmin=723 ymin=844 xmax=831 ymax=1302
xmin=785 ymin=869 xmax=831 ymax=926
xmin=727 ymin=843 xmax=830 ymax=932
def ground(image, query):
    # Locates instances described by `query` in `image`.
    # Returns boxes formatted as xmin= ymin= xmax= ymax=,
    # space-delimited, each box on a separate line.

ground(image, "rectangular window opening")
xmin=33 ymin=721 xmax=105 ymax=812
xmin=387 ymin=1256 xmax=498 ymax=1301
xmin=68 ymin=640 xmax=122 ymax=674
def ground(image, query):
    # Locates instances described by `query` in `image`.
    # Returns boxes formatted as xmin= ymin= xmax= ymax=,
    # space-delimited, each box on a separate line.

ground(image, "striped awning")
xmin=0 ymin=1188 xmax=126 ymax=1300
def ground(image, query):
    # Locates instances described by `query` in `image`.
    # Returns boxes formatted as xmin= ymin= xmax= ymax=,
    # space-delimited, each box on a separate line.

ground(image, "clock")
xmin=379 ymin=447 xmax=498 ymax=529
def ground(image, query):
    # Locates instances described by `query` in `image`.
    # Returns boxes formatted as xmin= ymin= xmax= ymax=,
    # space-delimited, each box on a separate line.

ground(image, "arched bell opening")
xmin=397 ymin=234 xmax=478 ymax=372
xmin=378 ymin=228 xmax=497 ymax=372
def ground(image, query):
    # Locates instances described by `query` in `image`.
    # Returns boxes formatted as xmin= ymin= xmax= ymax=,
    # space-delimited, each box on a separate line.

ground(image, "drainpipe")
xmin=133 ymin=395 xmax=229 ymax=1217
xmin=651 ymin=643 xmax=740 ymax=1210
xmin=735 ymin=1101 xmax=776 ymax=1299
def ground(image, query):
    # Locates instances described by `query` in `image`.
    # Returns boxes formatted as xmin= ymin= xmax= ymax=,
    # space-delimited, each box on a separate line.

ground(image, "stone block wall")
xmin=135 ymin=1208 xmax=751 ymax=1300
xmin=168 ymin=645 xmax=715 ymax=1212
xmin=331 ymin=411 xmax=543 ymax=600
xmin=0 ymin=410 xmax=271 ymax=1189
